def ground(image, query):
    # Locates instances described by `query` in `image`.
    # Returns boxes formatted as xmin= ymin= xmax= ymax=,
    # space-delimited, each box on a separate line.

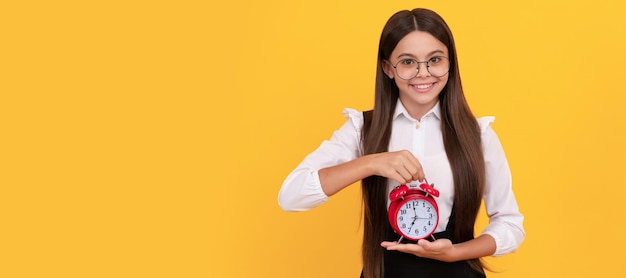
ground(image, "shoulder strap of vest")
xmin=362 ymin=110 xmax=373 ymax=139
xmin=363 ymin=110 xmax=373 ymax=120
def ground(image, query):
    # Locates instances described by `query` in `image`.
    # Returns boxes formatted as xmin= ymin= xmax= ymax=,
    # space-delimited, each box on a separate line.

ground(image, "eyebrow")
xmin=396 ymin=50 xmax=446 ymax=59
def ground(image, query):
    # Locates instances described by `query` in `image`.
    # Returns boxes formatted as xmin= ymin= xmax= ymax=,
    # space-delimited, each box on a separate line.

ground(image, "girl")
xmin=278 ymin=8 xmax=525 ymax=278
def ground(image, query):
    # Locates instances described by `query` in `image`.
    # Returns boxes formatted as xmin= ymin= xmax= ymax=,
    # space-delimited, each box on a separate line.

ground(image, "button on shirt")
xmin=278 ymin=100 xmax=525 ymax=256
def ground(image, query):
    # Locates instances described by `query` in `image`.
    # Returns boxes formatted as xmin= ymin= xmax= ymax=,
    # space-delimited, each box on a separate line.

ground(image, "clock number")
xmin=400 ymin=209 xmax=407 ymax=215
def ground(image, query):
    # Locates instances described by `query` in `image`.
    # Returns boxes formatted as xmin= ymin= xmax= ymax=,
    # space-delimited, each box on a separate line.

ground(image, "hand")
xmin=367 ymin=150 xmax=424 ymax=184
xmin=380 ymin=238 xmax=456 ymax=262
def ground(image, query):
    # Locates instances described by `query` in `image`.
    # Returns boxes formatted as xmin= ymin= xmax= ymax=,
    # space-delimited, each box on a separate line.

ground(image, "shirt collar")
xmin=393 ymin=99 xmax=442 ymax=121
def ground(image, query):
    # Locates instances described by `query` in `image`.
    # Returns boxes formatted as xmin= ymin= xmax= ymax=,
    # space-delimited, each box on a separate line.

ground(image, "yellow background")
xmin=2 ymin=0 xmax=625 ymax=277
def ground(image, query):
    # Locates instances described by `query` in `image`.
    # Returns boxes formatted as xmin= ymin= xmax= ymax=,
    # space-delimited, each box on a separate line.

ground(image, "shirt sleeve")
xmin=478 ymin=117 xmax=526 ymax=256
xmin=278 ymin=108 xmax=363 ymax=211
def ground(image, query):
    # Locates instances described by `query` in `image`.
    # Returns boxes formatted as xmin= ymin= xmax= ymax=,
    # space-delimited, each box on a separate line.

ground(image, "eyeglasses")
xmin=389 ymin=56 xmax=450 ymax=79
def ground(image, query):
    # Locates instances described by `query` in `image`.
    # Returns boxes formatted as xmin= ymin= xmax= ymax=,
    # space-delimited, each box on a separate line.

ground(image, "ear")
xmin=382 ymin=60 xmax=395 ymax=79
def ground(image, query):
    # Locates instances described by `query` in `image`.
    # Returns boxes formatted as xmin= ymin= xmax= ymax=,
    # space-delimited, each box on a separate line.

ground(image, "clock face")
xmin=395 ymin=198 xmax=438 ymax=239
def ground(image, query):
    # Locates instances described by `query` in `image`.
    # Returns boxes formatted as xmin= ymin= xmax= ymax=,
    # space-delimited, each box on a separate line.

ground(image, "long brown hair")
xmin=361 ymin=8 xmax=486 ymax=278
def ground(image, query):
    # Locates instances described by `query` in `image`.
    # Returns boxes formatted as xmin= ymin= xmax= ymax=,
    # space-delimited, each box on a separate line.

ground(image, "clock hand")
xmin=397 ymin=207 xmax=419 ymax=243
xmin=406 ymin=206 xmax=418 ymax=235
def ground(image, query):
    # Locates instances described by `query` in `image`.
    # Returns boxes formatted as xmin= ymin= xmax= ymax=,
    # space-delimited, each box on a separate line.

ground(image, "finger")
xmin=387 ymin=164 xmax=412 ymax=183
xmin=380 ymin=241 xmax=399 ymax=248
xmin=402 ymin=162 xmax=423 ymax=182
xmin=384 ymin=242 xmax=423 ymax=253
xmin=389 ymin=172 xmax=410 ymax=185
xmin=396 ymin=167 xmax=414 ymax=183
xmin=401 ymin=152 xmax=424 ymax=181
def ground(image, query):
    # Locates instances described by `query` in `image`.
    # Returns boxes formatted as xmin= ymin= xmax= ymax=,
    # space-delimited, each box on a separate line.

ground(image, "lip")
xmin=410 ymin=82 xmax=436 ymax=93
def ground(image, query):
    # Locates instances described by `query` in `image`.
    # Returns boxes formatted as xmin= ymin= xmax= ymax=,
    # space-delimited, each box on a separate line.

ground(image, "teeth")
xmin=415 ymin=84 xmax=432 ymax=89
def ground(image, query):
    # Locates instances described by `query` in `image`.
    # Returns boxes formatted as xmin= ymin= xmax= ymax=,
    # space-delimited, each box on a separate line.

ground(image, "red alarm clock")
xmin=388 ymin=182 xmax=440 ymax=242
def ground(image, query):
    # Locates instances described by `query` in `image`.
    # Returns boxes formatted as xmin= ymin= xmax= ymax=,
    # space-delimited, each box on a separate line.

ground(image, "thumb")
xmin=417 ymin=239 xmax=430 ymax=248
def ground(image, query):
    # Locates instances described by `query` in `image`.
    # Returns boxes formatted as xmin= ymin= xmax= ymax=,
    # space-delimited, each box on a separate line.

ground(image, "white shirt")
xmin=278 ymin=101 xmax=525 ymax=256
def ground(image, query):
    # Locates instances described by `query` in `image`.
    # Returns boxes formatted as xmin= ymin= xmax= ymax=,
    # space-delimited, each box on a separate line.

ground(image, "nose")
xmin=415 ymin=62 xmax=431 ymax=78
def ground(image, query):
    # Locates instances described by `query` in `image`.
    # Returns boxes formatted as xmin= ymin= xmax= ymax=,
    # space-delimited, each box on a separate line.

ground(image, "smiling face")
xmin=383 ymin=30 xmax=449 ymax=119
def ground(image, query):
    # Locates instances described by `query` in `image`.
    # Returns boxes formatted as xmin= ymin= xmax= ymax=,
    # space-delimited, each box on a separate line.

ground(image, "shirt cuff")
xmin=481 ymin=221 xmax=525 ymax=257
xmin=278 ymin=169 xmax=329 ymax=211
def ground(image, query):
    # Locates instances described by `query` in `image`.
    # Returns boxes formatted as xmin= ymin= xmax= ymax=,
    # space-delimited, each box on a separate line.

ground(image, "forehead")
xmin=391 ymin=30 xmax=448 ymax=59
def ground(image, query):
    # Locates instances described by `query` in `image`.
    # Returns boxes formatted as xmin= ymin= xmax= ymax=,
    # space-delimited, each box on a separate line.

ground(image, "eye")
xmin=429 ymin=56 xmax=442 ymax=63
xmin=399 ymin=59 xmax=416 ymax=66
